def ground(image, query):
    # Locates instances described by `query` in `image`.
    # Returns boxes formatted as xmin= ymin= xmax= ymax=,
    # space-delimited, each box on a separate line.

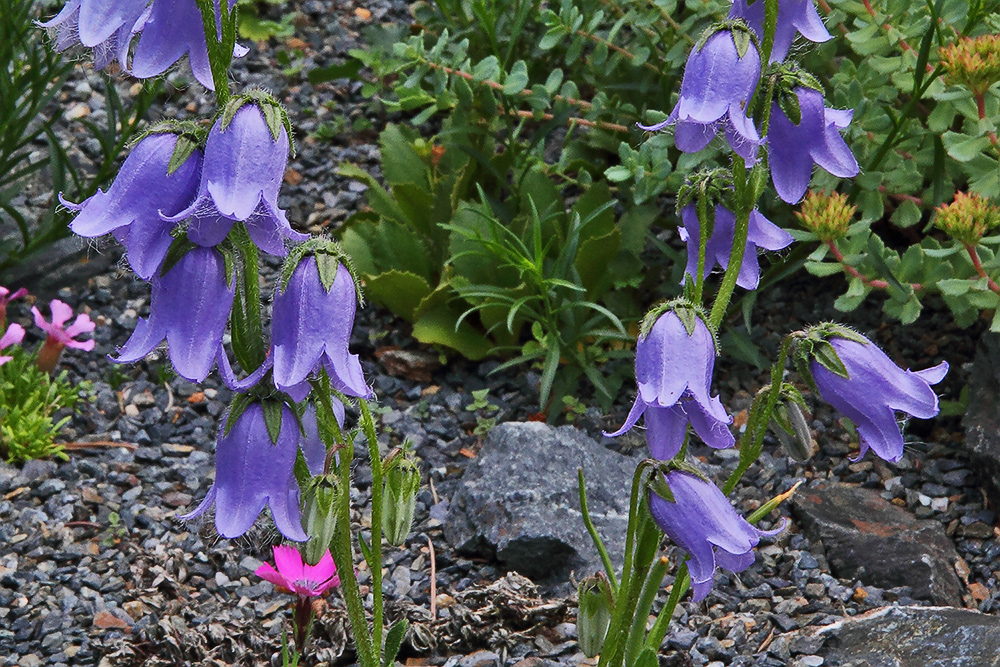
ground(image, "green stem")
xmin=578 ymin=469 xmax=620 ymax=598
xmin=723 ymin=335 xmax=792 ymax=494
xmin=194 ymin=0 xmax=235 ymax=106
xmin=330 ymin=441 xmax=378 ymax=667
xmin=709 ymin=156 xmax=750 ymax=329
xmin=759 ymin=0 xmax=780 ymax=66
xmin=359 ymin=399 xmax=385 ymax=658
xmin=643 ymin=564 xmax=689 ymax=653
xmin=694 ymin=188 xmax=710 ymax=306
xmin=624 ymin=555 xmax=670 ymax=667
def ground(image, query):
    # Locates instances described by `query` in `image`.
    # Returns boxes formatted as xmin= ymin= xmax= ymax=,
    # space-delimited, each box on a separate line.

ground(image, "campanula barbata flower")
xmin=650 ymin=470 xmax=784 ymax=601
xmin=728 ymin=0 xmax=832 ymax=63
xmin=272 ymin=255 xmax=371 ymax=402
xmin=65 ymin=131 xmax=202 ymax=280
xmin=640 ymin=26 xmax=762 ymax=161
xmin=39 ymin=0 xmax=147 ymax=71
xmin=768 ymin=87 xmax=859 ymax=204
xmin=181 ymin=401 xmax=308 ymax=541
xmin=679 ymin=203 xmax=793 ymax=290
xmin=810 ymin=334 xmax=948 ymax=462
xmin=113 ymin=246 xmax=234 ymax=382
xmin=605 ymin=307 xmax=734 ymax=459
xmin=163 ymin=99 xmax=308 ymax=255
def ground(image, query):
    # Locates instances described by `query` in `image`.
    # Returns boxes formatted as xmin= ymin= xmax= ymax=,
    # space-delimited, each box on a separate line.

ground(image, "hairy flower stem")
xmin=359 ymin=399 xmax=385 ymax=656
xmin=724 ymin=336 xmax=793 ymax=495
xmin=643 ymin=565 xmax=689 ymax=653
xmin=964 ymin=243 xmax=1000 ymax=293
xmin=331 ymin=440 xmax=378 ymax=667
xmin=709 ymin=157 xmax=752 ymax=329
xmin=195 ymin=0 xmax=236 ymax=107
xmin=694 ymin=188 xmax=710 ymax=305
xmin=623 ymin=555 xmax=670 ymax=666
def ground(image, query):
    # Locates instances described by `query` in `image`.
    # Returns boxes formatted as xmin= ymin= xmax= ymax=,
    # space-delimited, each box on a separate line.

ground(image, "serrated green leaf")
xmin=364 ymin=271 xmax=433 ymax=321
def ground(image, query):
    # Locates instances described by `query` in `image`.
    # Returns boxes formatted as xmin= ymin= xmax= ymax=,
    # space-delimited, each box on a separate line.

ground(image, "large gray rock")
xmin=963 ymin=332 xmax=1000 ymax=501
xmin=444 ymin=422 xmax=635 ymax=580
xmin=792 ymin=606 xmax=1000 ymax=667
xmin=791 ymin=483 xmax=964 ymax=606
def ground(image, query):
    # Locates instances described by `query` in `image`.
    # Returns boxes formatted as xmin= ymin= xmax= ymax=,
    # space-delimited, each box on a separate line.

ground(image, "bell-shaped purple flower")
xmin=811 ymin=335 xmax=948 ymax=462
xmin=299 ymin=401 xmax=346 ymax=475
xmin=130 ymin=0 xmax=245 ymax=91
xmin=640 ymin=28 xmax=762 ymax=161
xmin=768 ymin=87 xmax=859 ymax=204
xmin=39 ymin=0 xmax=147 ymax=71
xmin=679 ymin=203 xmax=793 ymax=290
xmin=164 ymin=102 xmax=307 ymax=255
xmin=650 ymin=470 xmax=784 ymax=601
xmin=64 ymin=131 xmax=201 ymax=280
xmin=605 ymin=308 xmax=733 ymax=459
xmin=272 ymin=256 xmax=371 ymax=401
xmin=113 ymin=246 xmax=234 ymax=382
xmin=729 ymin=0 xmax=832 ymax=63
xmin=181 ymin=402 xmax=307 ymax=541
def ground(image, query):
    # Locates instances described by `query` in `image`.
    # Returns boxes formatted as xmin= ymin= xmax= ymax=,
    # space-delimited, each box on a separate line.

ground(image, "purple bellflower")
xmin=640 ymin=27 xmax=762 ymax=161
xmin=729 ymin=0 xmax=832 ymax=63
xmin=113 ymin=246 xmax=234 ymax=382
xmin=810 ymin=335 xmax=948 ymax=462
xmin=0 ymin=324 xmax=26 ymax=367
xmin=605 ymin=307 xmax=734 ymax=459
xmin=181 ymin=401 xmax=308 ymax=541
xmin=272 ymin=255 xmax=371 ymax=401
xmin=64 ymin=131 xmax=202 ymax=280
xmin=130 ymin=0 xmax=246 ymax=91
xmin=163 ymin=101 xmax=308 ymax=255
xmin=39 ymin=0 xmax=147 ymax=71
xmin=650 ymin=470 xmax=785 ymax=601
xmin=768 ymin=87 xmax=859 ymax=204
xmin=679 ymin=203 xmax=793 ymax=290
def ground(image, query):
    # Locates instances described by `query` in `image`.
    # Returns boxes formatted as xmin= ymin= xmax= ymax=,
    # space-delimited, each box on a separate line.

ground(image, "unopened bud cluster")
xmin=934 ymin=192 xmax=1000 ymax=246
xmin=940 ymin=34 xmax=1000 ymax=98
xmin=795 ymin=190 xmax=854 ymax=241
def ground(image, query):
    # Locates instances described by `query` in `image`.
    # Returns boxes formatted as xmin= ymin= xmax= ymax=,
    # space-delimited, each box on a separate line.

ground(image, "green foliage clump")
xmin=0 ymin=345 xmax=91 ymax=464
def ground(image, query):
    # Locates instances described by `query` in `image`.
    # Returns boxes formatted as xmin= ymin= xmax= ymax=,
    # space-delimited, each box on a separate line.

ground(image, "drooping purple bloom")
xmin=768 ymin=87 xmax=859 ymax=204
xmin=64 ymin=132 xmax=202 ymax=280
xmin=605 ymin=309 xmax=733 ymax=459
xmin=811 ymin=336 xmax=948 ymax=462
xmin=39 ymin=0 xmax=147 ymax=71
xmin=729 ymin=0 xmax=832 ymax=63
xmin=679 ymin=203 xmax=793 ymax=290
xmin=299 ymin=402 xmax=346 ymax=475
xmin=640 ymin=29 xmax=762 ymax=161
xmin=272 ymin=257 xmax=371 ymax=401
xmin=112 ymin=246 xmax=234 ymax=382
xmin=181 ymin=402 xmax=308 ymax=541
xmin=649 ymin=470 xmax=785 ymax=601
xmin=163 ymin=102 xmax=307 ymax=255
xmin=130 ymin=0 xmax=245 ymax=91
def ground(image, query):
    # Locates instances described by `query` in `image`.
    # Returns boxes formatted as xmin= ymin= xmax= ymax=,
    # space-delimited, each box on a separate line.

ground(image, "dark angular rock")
xmin=793 ymin=606 xmax=1000 ymax=667
xmin=444 ymin=422 xmax=635 ymax=580
xmin=964 ymin=332 xmax=1000 ymax=504
xmin=791 ymin=483 xmax=964 ymax=606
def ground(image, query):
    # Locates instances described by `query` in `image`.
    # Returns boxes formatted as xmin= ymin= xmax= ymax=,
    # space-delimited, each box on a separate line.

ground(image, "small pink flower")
xmin=0 ymin=286 xmax=28 ymax=329
xmin=0 ymin=323 xmax=25 ymax=366
xmin=32 ymin=300 xmax=96 ymax=372
xmin=256 ymin=545 xmax=341 ymax=598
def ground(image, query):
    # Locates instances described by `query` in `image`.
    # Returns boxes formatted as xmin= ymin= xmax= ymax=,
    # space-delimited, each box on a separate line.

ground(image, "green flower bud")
xmin=577 ymin=573 xmax=613 ymax=658
xmin=382 ymin=457 xmax=421 ymax=547
xmin=302 ymin=473 xmax=342 ymax=566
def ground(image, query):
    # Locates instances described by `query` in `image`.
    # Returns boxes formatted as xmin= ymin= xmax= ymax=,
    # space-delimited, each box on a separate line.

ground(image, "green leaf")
xmin=936 ymin=279 xmax=972 ymax=296
xmin=890 ymin=200 xmax=922 ymax=228
xmin=379 ymin=125 xmax=428 ymax=188
xmin=503 ymin=60 xmax=529 ymax=95
xmin=604 ymin=165 xmax=631 ymax=182
xmin=382 ymin=619 xmax=409 ymax=667
xmin=472 ymin=55 xmax=501 ymax=82
xmin=364 ymin=270 xmax=433 ymax=321
xmin=942 ymin=131 xmax=992 ymax=163
xmin=804 ymin=261 xmax=845 ymax=277
xmin=308 ymin=59 xmax=363 ymax=84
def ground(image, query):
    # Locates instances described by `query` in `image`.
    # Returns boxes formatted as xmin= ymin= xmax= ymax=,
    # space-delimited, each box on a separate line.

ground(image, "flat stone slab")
xmin=444 ymin=422 xmax=634 ymax=580
xmin=792 ymin=483 xmax=964 ymax=606
xmin=793 ymin=605 xmax=1000 ymax=667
